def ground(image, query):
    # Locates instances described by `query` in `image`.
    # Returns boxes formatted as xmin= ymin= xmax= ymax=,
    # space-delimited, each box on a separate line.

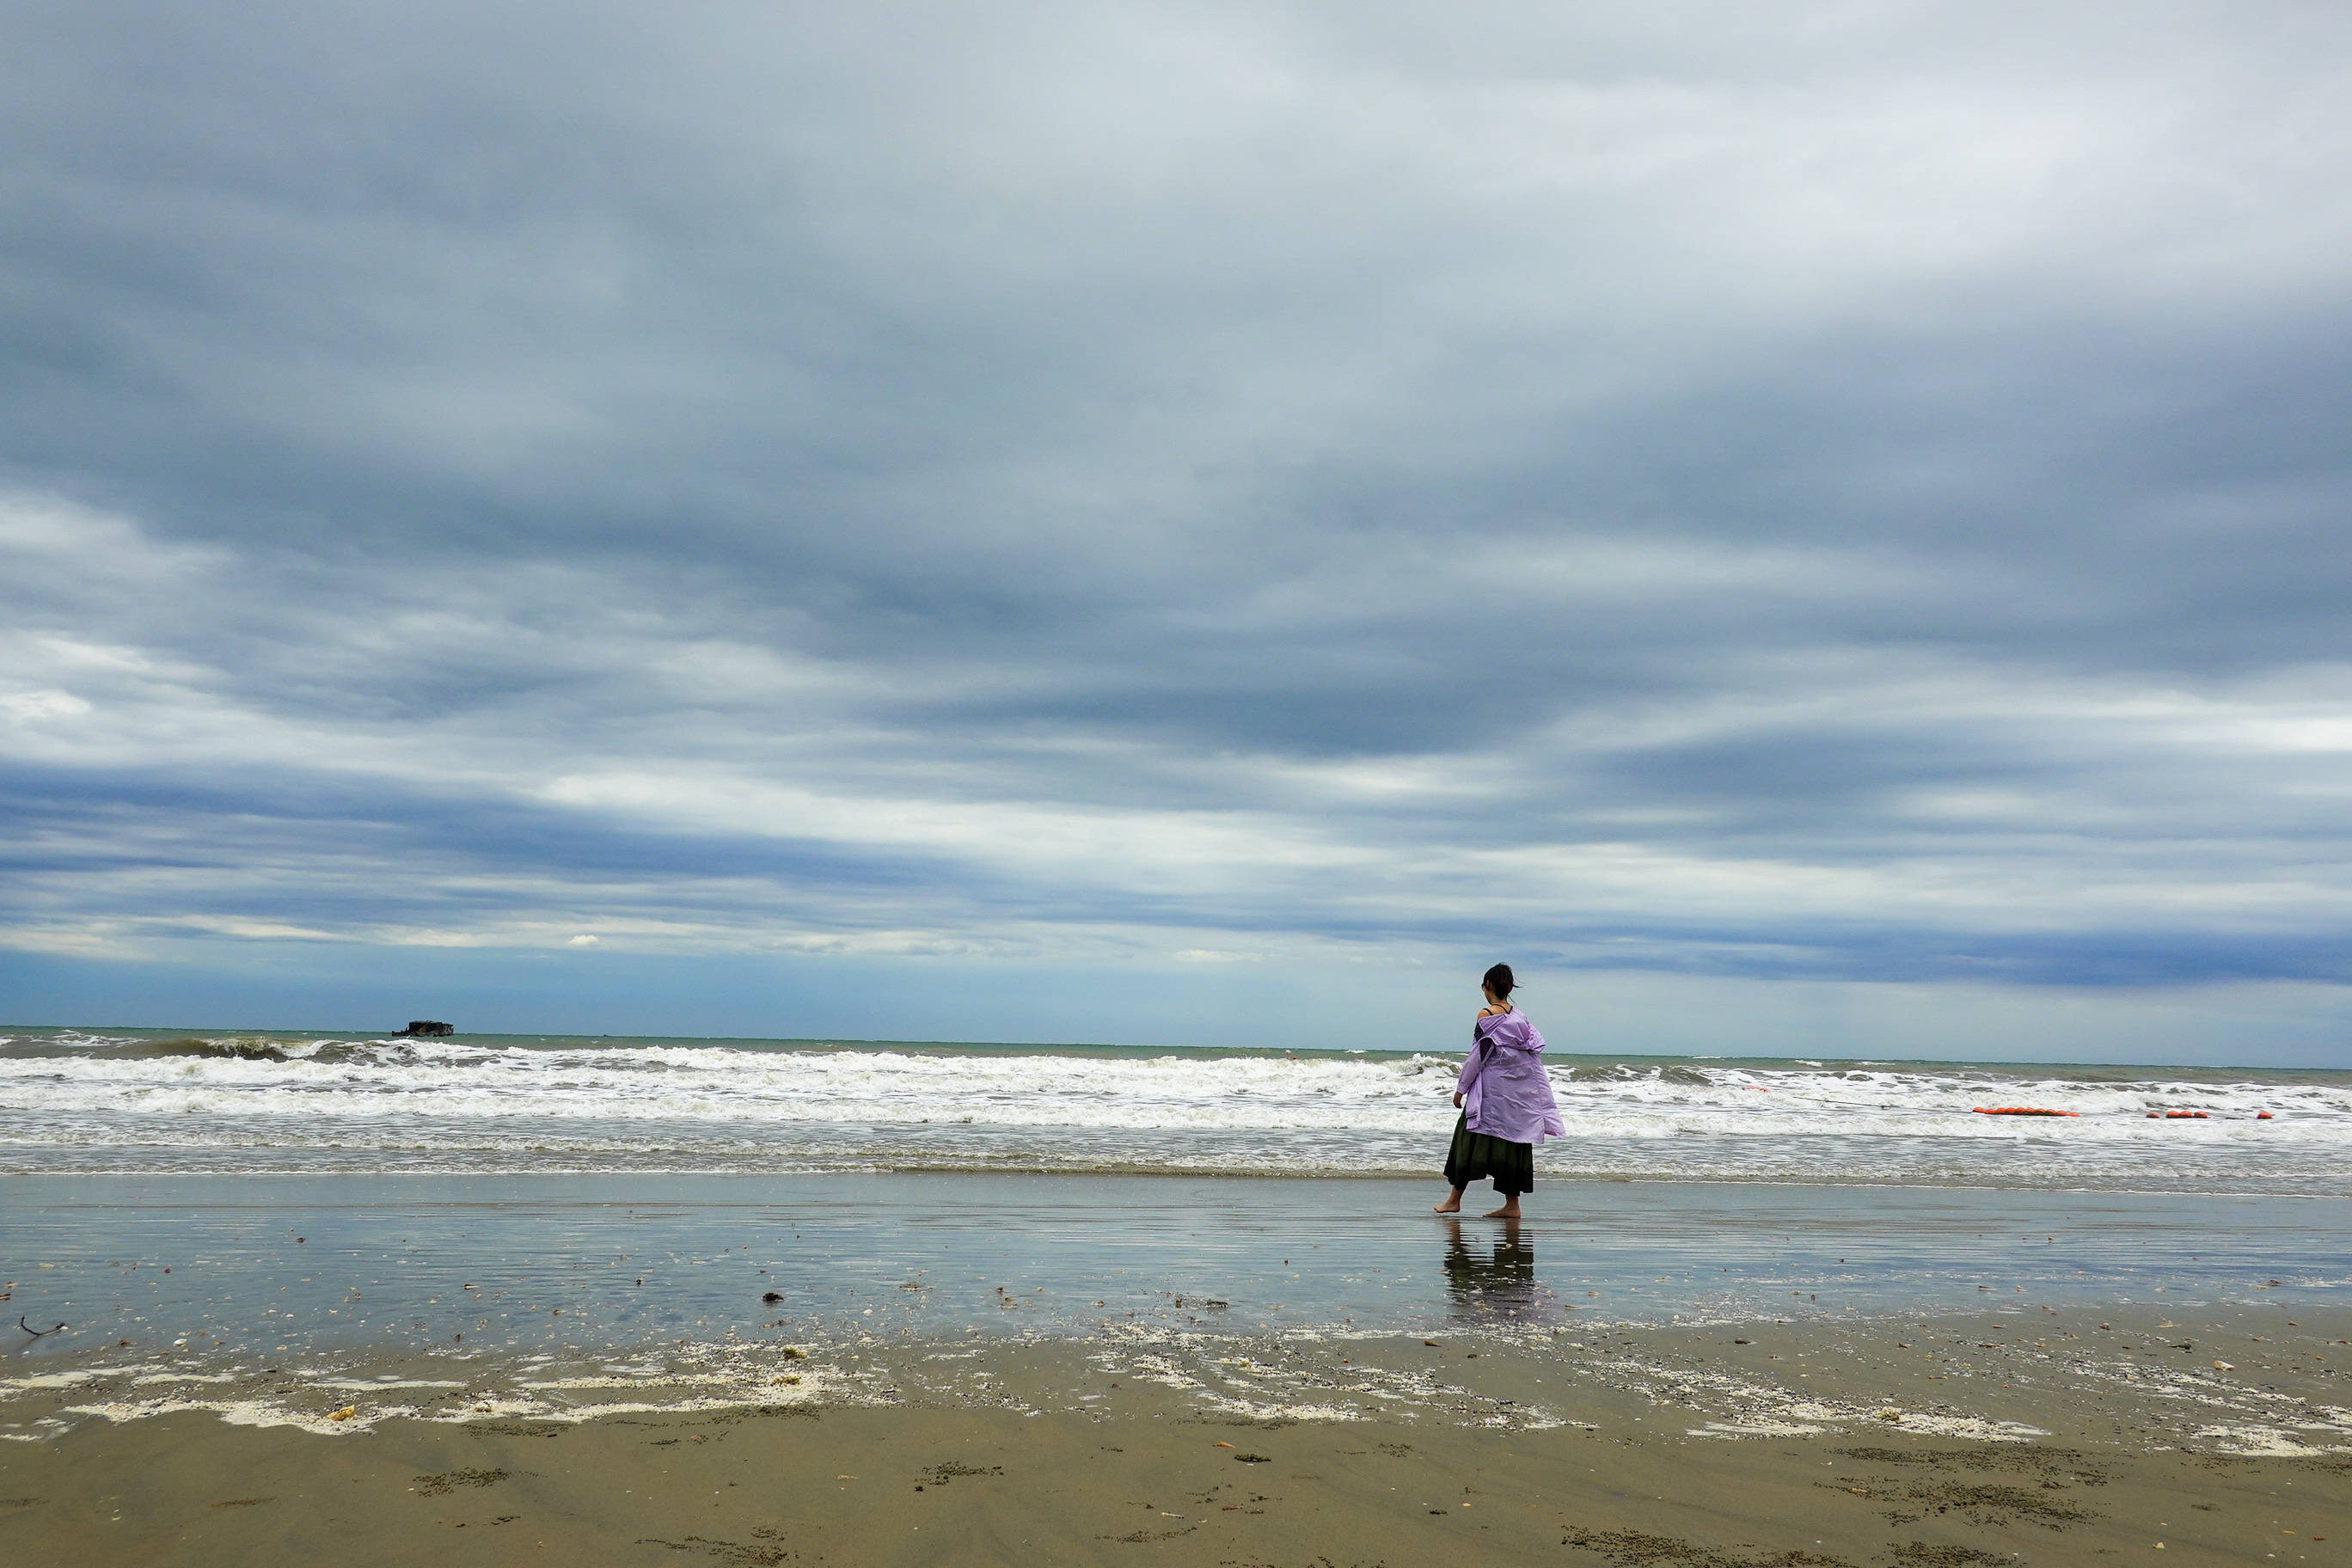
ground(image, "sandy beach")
xmin=5 ymin=1304 xmax=2348 ymax=1567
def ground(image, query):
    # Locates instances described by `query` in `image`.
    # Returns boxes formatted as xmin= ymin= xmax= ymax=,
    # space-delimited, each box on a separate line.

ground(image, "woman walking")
xmin=1434 ymin=964 xmax=1565 ymax=1218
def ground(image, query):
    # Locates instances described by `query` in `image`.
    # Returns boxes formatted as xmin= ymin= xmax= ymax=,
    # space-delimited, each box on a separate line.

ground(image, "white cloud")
xmin=1 ymin=4 xmax=2349 ymax=1053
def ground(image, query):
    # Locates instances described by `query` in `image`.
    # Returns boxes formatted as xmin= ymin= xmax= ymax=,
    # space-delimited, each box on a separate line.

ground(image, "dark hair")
xmin=1482 ymin=963 xmax=1516 ymax=1000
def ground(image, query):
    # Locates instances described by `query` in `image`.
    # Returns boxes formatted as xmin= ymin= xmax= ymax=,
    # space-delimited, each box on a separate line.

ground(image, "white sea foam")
xmin=16 ymin=1349 xmax=843 ymax=1440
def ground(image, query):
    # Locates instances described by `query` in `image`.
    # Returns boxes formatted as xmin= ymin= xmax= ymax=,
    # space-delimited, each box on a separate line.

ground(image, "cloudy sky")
xmin=3 ymin=1 xmax=2349 ymax=1060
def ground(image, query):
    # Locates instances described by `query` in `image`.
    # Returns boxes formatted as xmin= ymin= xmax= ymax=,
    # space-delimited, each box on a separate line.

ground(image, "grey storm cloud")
xmin=3 ymin=0 xmax=2350 ymax=993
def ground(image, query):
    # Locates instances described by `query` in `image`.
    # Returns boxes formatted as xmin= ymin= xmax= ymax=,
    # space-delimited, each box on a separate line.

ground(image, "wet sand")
xmin=6 ymin=1304 xmax=2348 ymax=1566
xmin=8 ymin=1174 xmax=2348 ymax=1562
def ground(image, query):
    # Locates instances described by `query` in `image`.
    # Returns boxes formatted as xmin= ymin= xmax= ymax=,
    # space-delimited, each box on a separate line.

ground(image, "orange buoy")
xmin=1972 ymin=1106 xmax=2079 ymax=1117
xmin=2161 ymin=1110 xmax=2208 ymax=1119
xmin=2257 ymin=1112 xmax=2275 ymax=1120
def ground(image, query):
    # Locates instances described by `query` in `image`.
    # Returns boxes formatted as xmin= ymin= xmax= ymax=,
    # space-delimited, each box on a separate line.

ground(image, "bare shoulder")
xmin=1476 ymin=1006 xmax=1505 ymax=1019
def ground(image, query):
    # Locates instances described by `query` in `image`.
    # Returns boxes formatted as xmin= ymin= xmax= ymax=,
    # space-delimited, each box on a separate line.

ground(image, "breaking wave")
xmin=3 ymin=1028 xmax=2346 ymax=1191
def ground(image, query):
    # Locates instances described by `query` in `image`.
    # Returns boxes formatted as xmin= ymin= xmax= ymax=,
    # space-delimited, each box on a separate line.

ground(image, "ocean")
xmin=3 ymin=1026 xmax=2348 ymax=1194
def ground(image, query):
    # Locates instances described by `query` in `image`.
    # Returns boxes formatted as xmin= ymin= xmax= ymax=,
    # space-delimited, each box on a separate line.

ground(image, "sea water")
xmin=3 ymin=1026 xmax=2348 ymax=1193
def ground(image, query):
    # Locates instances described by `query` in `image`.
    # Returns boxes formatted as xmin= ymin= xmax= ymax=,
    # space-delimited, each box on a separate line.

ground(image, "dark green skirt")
xmin=1442 ymin=1113 xmax=1534 ymax=1197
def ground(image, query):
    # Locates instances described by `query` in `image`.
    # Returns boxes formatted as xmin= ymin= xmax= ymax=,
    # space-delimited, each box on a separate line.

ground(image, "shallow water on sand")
xmin=6 ymin=1173 xmax=2347 ymax=1366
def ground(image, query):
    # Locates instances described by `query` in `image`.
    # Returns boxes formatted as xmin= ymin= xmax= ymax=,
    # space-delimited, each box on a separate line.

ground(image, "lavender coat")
xmin=1457 ymin=1009 xmax=1566 ymax=1145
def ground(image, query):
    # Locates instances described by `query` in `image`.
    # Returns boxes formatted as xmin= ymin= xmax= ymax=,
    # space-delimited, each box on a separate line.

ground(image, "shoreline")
xmin=11 ymin=1302 xmax=2350 ymax=1449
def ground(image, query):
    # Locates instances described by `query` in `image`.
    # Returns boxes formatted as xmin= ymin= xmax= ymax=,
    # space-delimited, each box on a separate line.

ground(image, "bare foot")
xmin=1483 ymin=1203 xmax=1522 ymax=1219
xmin=1433 ymin=1188 xmax=1466 ymax=1214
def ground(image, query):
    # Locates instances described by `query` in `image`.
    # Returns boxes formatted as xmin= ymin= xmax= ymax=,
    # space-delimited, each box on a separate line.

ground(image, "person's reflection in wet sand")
xmin=1439 ymin=1216 xmax=1553 ymax=1324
